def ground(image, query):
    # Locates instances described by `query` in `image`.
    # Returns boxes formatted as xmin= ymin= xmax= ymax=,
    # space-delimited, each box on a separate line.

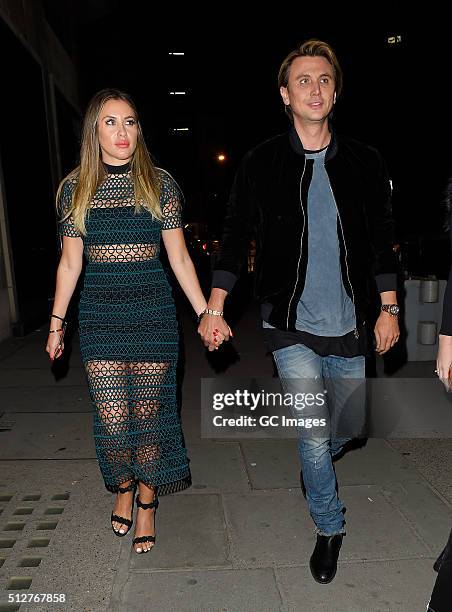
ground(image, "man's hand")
xmin=198 ymin=314 xmax=233 ymax=352
xmin=374 ymin=312 xmax=400 ymax=355
xmin=437 ymin=334 xmax=452 ymax=390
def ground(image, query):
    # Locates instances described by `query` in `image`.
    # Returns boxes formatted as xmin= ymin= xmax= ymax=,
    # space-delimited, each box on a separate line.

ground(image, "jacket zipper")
xmin=286 ymin=158 xmax=306 ymax=330
xmin=325 ymin=169 xmax=359 ymax=339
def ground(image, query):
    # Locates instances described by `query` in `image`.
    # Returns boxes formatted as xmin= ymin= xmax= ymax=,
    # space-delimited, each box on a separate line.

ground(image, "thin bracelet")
xmin=197 ymin=309 xmax=206 ymax=324
xmin=50 ymin=314 xmax=66 ymax=322
xmin=49 ymin=329 xmax=64 ymax=333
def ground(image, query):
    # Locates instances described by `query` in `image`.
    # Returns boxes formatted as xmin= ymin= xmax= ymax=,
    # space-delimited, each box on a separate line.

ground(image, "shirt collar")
xmin=288 ymin=124 xmax=338 ymax=161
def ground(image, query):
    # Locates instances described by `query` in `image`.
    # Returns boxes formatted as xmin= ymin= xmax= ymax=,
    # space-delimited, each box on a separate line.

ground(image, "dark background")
xmin=68 ymin=8 xmax=451 ymax=276
xmin=1 ymin=5 xmax=450 ymax=331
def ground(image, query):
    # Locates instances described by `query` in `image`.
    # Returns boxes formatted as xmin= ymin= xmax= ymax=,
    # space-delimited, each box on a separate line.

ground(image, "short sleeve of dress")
xmin=58 ymin=180 xmax=81 ymax=238
xmin=159 ymin=169 xmax=183 ymax=230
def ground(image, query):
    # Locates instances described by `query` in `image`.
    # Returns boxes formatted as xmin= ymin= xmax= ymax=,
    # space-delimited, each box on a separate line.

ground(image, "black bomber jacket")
xmin=212 ymin=126 xmax=398 ymax=333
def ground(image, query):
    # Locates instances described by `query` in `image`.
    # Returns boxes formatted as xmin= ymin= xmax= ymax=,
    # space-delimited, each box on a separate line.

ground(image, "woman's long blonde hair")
xmin=57 ymin=88 xmax=162 ymax=235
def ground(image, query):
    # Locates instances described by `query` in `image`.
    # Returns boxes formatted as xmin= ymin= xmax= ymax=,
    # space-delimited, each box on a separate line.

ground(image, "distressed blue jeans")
xmin=273 ymin=343 xmax=365 ymax=535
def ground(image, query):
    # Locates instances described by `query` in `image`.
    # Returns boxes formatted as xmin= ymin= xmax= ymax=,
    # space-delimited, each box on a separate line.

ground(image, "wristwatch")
xmin=381 ymin=304 xmax=400 ymax=316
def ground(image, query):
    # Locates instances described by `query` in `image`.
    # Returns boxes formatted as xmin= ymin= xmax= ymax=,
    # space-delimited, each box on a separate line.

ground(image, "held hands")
xmin=198 ymin=314 xmax=233 ymax=352
xmin=374 ymin=312 xmax=400 ymax=355
xmin=436 ymin=334 xmax=452 ymax=391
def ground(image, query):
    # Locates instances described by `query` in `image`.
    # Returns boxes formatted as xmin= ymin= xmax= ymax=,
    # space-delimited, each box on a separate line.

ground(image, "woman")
xmin=429 ymin=178 xmax=452 ymax=610
xmin=436 ymin=179 xmax=452 ymax=386
xmin=46 ymin=89 xmax=215 ymax=554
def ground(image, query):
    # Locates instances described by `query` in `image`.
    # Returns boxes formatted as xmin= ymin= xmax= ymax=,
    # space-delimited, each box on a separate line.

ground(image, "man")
xmin=198 ymin=39 xmax=399 ymax=583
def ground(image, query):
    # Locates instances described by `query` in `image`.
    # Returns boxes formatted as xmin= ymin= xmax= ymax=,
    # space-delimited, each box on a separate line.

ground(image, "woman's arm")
xmin=437 ymin=335 xmax=452 ymax=388
xmin=46 ymin=235 xmax=83 ymax=360
xmin=161 ymin=228 xmax=207 ymax=317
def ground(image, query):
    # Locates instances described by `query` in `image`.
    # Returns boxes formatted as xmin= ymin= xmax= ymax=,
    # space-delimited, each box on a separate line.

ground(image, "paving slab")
xmin=389 ymin=438 xmax=452 ymax=490
xmin=0 ymin=413 xmax=95 ymax=460
xmin=276 ymin=559 xmax=436 ymax=612
xmin=184 ymin=443 xmax=250 ymax=494
xmin=0 ymin=337 xmax=30 ymax=363
xmin=0 ymin=342 xmax=82 ymax=370
xmin=382 ymin=481 xmax=452 ymax=554
xmin=180 ymin=407 xmax=203 ymax=445
xmin=0 ymin=460 xmax=118 ymax=612
xmin=0 ymin=367 xmax=87 ymax=388
xmin=223 ymin=490 xmax=313 ymax=567
xmin=240 ymin=440 xmax=299 ymax=489
xmin=435 ymin=483 xmax=452 ymax=507
xmin=2 ymin=305 xmax=452 ymax=612
xmin=240 ymin=439 xmax=422 ymax=491
xmin=116 ymin=568 xmax=282 ymax=612
xmin=181 ymin=407 xmax=234 ymax=446
xmin=127 ymin=493 xmax=230 ymax=570
xmin=334 ymin=439 xmax=422 ymax=486
xmin=224 ymin=486 xmax=432 ymax=569
xmin=339 ymin=485 xmax=431 ymax=561
xmin=1 ymin=386 xmax=91 ymax=413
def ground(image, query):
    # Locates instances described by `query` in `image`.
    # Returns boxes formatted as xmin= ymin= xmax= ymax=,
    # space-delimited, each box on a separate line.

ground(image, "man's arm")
xmin=198 ymin=152 xmax=257 ymax=349
xmin=375 ymin=290 xmax=400 ymax=354
xmin=369 ymin=152 xmax=400 ymax=354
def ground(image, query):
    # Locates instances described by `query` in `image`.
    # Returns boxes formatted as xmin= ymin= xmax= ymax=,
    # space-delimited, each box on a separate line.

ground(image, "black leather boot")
xmin=309 ymin=533 xmax=343 ymax=584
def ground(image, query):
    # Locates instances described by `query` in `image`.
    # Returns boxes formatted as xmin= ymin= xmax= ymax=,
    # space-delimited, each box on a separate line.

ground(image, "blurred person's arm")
xmin=437 ymin=219 xmax=452 ymax=385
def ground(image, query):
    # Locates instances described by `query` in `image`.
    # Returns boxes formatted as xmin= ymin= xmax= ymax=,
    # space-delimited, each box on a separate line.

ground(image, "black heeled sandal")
xmin=111 ymin=481 xmax=136 ymax=537
xmin=132 ymin=494 xmax=159 ymax=554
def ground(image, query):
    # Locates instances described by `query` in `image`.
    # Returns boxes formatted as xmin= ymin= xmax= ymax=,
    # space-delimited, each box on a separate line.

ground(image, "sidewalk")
xmin=0 ymin=304 xmax=451 ymax=611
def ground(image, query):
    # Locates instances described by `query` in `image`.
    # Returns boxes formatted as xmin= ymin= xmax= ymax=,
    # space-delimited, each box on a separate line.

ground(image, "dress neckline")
xmin=103 ymin=161 xmax=131 ymax=174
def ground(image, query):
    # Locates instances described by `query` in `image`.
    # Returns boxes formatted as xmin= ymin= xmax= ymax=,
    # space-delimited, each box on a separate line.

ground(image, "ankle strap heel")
xmin=111 ymin=481 xmax=136 ymax=538
xmin=136 ymin=495 xmax=159 ymax=510
xmin=118 ymin=481 xmax=136 ymax=494
xmin=133 ymin=494 xmax=159 ymax=554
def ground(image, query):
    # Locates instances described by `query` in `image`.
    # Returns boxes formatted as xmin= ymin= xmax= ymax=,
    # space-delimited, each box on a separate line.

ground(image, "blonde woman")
xmin=46 ymin=89 xmax=214 ymax=553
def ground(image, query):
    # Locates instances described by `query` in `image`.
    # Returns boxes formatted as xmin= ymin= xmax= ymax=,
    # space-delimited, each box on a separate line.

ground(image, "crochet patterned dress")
xmin=58 ymin=162 xmax=191 ymax=494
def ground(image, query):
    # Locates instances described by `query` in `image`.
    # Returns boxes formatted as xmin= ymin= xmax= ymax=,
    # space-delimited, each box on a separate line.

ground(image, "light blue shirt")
xmin=295 ymin=148 xmax=355 ymax=336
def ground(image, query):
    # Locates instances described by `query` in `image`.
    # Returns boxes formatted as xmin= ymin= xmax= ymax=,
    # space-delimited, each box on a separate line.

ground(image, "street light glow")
xmin=217 ymin=154 xmax=226 ymax=162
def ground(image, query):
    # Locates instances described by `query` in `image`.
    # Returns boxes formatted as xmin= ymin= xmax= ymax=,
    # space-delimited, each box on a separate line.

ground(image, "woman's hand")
xmin=437 ymin=334 xmax=452 ymax=390
xmin=46 ymin=329 xmax=65 ymax=361
xmin=198 ymin=315 xmax=233 ymax=352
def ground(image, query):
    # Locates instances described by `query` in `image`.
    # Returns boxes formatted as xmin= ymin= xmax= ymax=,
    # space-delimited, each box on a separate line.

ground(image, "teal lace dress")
xmin=58 ymin=163 xmax=191 ymax=494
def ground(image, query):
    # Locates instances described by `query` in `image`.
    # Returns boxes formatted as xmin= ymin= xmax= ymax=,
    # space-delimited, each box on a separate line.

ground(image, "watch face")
xmin=389 ymin=305 xmax=400 ymax=315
